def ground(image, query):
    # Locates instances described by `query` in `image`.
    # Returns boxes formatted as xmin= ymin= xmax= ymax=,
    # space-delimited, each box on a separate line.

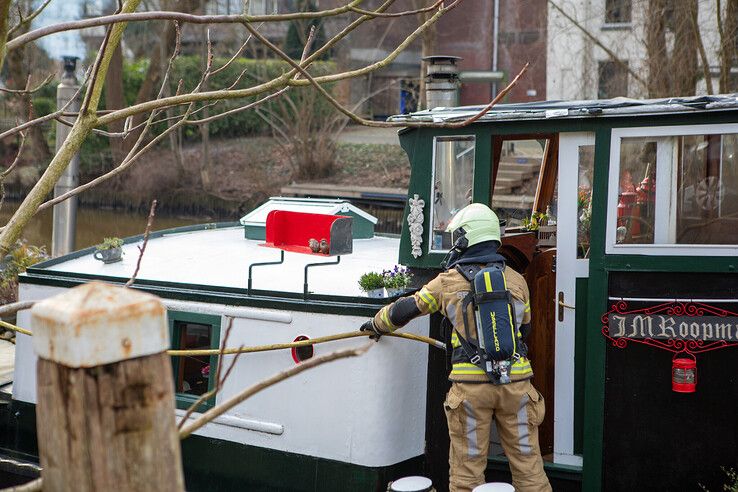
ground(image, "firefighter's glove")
xmin=360 ymin=320 xmax=383 ymax=341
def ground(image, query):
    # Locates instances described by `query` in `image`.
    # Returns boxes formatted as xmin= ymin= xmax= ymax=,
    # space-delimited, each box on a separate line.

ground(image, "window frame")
xmin=428 ymin=135 xmax=476 ymax=253
xmin=168 ymin=311 xmax=222 ymax=411
xmin=606 ymin=124 xmax=738 ymax=256
xmin=597 ymin=61 xmax=629 ymax=99
xmin=604 ymin=0 xmax=632 ymax=24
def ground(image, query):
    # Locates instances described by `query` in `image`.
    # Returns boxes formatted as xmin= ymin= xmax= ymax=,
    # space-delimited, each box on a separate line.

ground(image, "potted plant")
xmin=94 ymin=237 xmax=124 ymax=264
xmin=383 ymin=266 xmax=412 ymax=297
xmin=358 ymin=271 xmax=385 ymax=298
xmin=522 ymin=209 xmax=557 ymax=248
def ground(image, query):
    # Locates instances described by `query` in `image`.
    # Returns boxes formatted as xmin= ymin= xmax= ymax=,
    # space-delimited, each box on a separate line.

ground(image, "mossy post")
xmin=31 ymin=282 xmax=184 ymax=492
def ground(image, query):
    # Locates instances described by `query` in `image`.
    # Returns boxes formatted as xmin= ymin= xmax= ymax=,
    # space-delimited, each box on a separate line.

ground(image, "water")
xmin=0 ymin=203 xmax=208 ymax=251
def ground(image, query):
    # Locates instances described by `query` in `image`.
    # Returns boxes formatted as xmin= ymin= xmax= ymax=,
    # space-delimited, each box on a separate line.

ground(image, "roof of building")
xmin=387 ymin=94 xmax=738 ymax=124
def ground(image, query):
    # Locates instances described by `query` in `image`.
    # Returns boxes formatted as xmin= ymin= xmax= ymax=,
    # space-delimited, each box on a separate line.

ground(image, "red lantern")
xmin=672 ymin=355 xmax=697 ymax=393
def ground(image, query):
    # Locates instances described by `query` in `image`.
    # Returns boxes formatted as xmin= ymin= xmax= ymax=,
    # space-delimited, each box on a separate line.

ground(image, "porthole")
xmin=291 ymin=335 xmax=314 ymax=363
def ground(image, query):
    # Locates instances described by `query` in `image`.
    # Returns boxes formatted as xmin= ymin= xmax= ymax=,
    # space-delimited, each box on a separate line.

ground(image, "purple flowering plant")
xmin=382 ymin=265 xmax=411 ymax=289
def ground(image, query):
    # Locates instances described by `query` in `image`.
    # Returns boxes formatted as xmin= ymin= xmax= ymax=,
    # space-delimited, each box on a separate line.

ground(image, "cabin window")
xmin=577 ymin=145 xmax=595 ymax=258
xmin=609 ymin=126 xmax=738 ymax=253
xmin=168 ymin=311 xmax=221 ymax=411
xmin=430 ymin=136 xmax=475 ymax=251
xmin=492 ymin=138 xmax=548 ymax=227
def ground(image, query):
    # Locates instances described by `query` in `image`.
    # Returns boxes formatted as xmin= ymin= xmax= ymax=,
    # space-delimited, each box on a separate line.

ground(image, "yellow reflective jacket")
xmin=373 ymin=266 xmax=532 ymax=383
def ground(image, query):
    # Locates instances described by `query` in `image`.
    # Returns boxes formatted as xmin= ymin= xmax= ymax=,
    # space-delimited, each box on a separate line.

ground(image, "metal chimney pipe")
xmin=422 ymin=55 xmax=461 ymax=110
xmin=51 ymin=56 xmax=80 ymax=258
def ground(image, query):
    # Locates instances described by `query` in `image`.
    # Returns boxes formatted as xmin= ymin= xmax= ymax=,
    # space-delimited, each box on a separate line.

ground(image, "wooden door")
xmin=525 ymin=249 xmax=556 ymax=456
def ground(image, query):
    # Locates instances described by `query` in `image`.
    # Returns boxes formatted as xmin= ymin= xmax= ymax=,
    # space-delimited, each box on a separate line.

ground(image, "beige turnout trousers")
xmin=444 ymin=380 xmax=552 ymax=492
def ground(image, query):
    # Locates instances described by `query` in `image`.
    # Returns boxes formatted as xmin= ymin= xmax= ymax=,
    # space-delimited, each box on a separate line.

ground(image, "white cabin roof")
xmin=239 ymin=197 xmax=378 ymax=226
xmin=39 ymin=226 xmax=399 ymax=297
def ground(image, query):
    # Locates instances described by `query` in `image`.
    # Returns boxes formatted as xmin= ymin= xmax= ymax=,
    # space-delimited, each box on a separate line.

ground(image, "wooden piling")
xmin=31 ymin=281 xmax=184 ymax=492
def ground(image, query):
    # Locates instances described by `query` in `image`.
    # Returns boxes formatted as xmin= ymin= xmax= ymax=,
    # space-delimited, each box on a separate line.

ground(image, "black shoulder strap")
xmin=455 ymin=264 xmax=481 ymax=282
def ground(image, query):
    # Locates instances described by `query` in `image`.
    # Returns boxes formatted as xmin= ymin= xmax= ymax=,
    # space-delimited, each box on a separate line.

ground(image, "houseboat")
xmin=3 ymin=94 xmax=738 ymax=491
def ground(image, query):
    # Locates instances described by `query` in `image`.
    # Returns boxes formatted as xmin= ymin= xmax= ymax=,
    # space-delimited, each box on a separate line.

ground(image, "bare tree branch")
xmin=7 ymin=0 xmax=52 ymax=37
xmin=689 ymin=3 xmax=714 ymax=95
xmin=0 ymin=0 xmax=464 ymax=257
xmin=244 ymin=17 xmax=526 ymax=129
xmin=0 ymin=0 xmax=143 ymax=255
xmin=0 ymin=68 xmax=90 ymax=142
xmin=95 ymin=0 xmax=456 ymax=127
xmin=0 ymin=73 xmax=53 ymax=95
xmin=0 ymin=130 xmax=26 ymax=212
xmin=0 ymin=300 xmax=35 ymax=318
xmin=349 ymin=0 xmax=443 ymax=17
xmin=125 ymin=199 xmax=157 ymax=288
xmin=6 ymin=0 xmax=368 ymax=51
xmin=177 ymin=317 xmax=243 ymax=429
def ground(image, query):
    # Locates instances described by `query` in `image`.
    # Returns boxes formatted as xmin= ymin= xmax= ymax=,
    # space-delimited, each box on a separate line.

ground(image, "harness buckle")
xmin=470 ymin=354 xmax=481 ymax=365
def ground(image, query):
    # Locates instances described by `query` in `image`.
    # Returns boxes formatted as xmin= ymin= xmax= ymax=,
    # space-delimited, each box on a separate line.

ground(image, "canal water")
xmin=0 ymin=203 xmax=213 ymax=251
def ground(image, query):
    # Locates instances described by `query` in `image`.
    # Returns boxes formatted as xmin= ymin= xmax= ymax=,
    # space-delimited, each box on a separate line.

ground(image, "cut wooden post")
xmin=32 ymin=281 xmax=184 ymax=492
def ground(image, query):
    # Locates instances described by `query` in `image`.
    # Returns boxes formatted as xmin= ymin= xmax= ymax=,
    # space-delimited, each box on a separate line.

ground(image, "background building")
xmin=547 ymin=0 xmax=738 ymax=100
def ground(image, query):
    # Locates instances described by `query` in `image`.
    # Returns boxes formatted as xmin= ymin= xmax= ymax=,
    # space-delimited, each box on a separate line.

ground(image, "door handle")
xmin=558 ymin=291 xmax=575 ymax=322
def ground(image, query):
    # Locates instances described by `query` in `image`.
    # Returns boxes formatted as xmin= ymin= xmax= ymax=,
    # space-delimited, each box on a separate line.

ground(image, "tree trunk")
xmin=5 ymin=15 xmax=51 ymax=166
xmin=718 ymin=0 xmax=738 ymax=92
xmin=671 ymin=0 xmax=699 ymax=96
xmin=646 ymin=0 xmax=670 ymax=97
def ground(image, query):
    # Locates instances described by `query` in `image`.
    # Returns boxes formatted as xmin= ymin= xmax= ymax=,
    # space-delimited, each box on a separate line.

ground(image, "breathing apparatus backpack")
xmin=456 ymin=262 xmax=523 ymax=384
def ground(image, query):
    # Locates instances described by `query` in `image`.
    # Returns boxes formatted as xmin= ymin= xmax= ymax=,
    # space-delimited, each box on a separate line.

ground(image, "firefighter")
xmin=361 ymin=203 xmax=551 ymax=492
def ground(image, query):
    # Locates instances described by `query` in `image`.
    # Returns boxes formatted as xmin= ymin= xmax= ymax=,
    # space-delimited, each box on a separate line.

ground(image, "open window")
xmin=607 ymin=125 xmax=738 ymax=255
xmin=491 ymin=136 xmax=557 ymax=228
xmin=168 ymin=311 xmax=221 ymax=411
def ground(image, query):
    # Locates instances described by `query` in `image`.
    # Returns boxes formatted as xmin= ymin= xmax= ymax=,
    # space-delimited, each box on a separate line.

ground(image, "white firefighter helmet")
xmin=445 ymin=203 xmax=501 ymax=247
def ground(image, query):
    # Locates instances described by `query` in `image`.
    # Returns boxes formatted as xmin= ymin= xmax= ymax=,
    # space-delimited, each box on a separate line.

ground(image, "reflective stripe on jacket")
xmin=373 ymin=265 xmax=533 ymax=383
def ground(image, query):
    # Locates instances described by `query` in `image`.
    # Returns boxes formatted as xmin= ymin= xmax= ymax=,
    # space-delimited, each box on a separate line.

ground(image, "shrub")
xmin=0 ymin=240 xmax=49 ymax=304
xmin=358 ymin=272 xmax=384 ymax=292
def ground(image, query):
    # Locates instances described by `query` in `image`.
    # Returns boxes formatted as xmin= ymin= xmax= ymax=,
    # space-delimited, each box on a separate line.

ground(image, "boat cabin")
xmin=4 ymin=94 xmax=738 ymax=492
xmin=390 ymin=94 xmax=738 ymax=491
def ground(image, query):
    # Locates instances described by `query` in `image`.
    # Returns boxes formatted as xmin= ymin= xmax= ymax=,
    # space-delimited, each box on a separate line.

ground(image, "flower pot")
xmin=386 ymin=287 xmax=406 ymax=297
xmin=94 ymin=247 xmax=123 ymax=264
xmin=365 ymin=288 xmax=385 ymax=298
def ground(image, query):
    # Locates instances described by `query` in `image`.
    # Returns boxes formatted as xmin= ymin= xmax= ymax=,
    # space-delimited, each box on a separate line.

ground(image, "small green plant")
xmin=358 ymin=271 xmax=385 ymax=292
xmin=383 ymin=265 xmax=412 ymax=289
xmin=96 ymin=237 xmax=124 ymax=251
xmin=521 ymin=211 xmax=549 ymax=231
xmin=0 ymin=240 xmax=49 ymax=304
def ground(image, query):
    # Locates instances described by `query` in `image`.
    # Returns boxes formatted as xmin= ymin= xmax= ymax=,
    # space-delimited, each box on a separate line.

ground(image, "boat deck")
xmin=40 ymin=225 xmax=402 ymax=298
